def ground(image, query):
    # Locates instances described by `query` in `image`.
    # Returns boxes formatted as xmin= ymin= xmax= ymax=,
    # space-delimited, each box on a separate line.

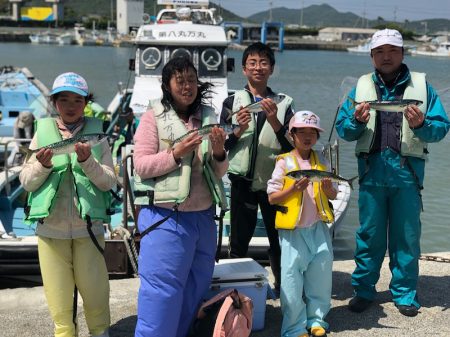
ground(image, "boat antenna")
xmin=327 ymin=76 xmax=358 ymax=143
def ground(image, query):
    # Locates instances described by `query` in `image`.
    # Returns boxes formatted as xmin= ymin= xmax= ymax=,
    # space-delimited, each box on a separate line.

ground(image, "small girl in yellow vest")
xmin=20 ymin=72 xmax=115 ymax=337
xmin=267 ymin=110 xmax=337 ymax=337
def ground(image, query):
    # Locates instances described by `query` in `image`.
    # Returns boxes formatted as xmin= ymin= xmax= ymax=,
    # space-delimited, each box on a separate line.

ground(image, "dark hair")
xmin=242 ymin=42 xmax=275 ymax=67
xmin=50 ymin=92 xmax=93 ymax=104
xmin=161 ymin=56 xmax=214 ymax=113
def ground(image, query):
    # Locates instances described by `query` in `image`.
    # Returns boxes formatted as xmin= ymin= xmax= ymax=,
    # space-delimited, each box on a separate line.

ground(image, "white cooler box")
xmin=204 ymin=258 xmax=269 ymax=331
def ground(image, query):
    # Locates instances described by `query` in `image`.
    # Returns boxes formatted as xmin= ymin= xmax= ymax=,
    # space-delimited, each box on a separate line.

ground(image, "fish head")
xmin=271 ymin=94 xmax=285 ymax=105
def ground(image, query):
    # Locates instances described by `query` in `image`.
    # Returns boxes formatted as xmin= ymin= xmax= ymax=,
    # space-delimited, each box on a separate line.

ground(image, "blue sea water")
xmin=1 ymin=43 xmax=450 ymax=259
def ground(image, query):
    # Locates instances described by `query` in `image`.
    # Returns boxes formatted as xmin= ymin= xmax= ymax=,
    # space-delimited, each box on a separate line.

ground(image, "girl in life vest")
xmin=267 ymin=110 xmax=337 ymax=337
xmin=20 ymin=72 xmax=115 ymax=337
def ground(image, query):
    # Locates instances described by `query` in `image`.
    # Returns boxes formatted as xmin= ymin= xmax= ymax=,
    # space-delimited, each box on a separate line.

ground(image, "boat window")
xmin=171 ymin=48 xmax=192 ymax=60
xmin=197 ymin=47 xmax=226 ymax=78
xmin=200 ymin=48 xmax=222 ymax=71
xmin=141 ymin=47 xmax=162 ymax=69
xmin=137 ymin=46 xmax=165 ymax=76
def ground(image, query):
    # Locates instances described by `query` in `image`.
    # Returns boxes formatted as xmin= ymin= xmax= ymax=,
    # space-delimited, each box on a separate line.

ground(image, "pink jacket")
xmin=133 ymin=107 xmax=228 ymax=212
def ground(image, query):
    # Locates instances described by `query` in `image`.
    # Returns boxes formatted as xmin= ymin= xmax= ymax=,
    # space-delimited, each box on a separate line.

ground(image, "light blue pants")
xmin=279 ymin=222 xmax=333 ymax=337
xmin=352 ymin=185 xmax=421 ymax=308
xmin=135 ymin=205 xmax=216 ymax=337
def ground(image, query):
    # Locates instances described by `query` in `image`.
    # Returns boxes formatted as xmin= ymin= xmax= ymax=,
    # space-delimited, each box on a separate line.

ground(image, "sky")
xmin=211 ymin=0 xmax=450 ymax=21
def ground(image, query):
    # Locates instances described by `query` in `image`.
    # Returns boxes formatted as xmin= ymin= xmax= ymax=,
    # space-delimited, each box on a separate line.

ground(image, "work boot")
xmin=310 ymin=326 xmax=327 ymax=336
xmin=267 ymin=248 xmax=281 ymax=293
xmin=348 ymin=296 xmax=373 ymax=313
xmin=395 ymin=304 xmax=419 ymax=317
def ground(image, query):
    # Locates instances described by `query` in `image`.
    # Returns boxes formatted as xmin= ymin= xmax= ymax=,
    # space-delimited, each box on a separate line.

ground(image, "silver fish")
xmin=22 ymin=133 xmax=108 ymax=157
xmin=349 ymin=96 xmax=423 ymax=113
xmin=227 ymin=94 xmax=286 ymax=120
xmin=287 ymin=169 xmax=358 ymax=190
xmin=161 ymin=124 xmax=236 ymax=148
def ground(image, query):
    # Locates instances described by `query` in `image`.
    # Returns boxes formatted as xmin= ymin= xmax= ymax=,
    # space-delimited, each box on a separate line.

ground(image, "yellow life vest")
xmin=274 ymin=150 xmax=334 ymax=230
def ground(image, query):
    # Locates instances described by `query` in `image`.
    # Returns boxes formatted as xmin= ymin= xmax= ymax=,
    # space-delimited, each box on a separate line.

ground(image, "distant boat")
xmin=411 ymin=41 xmax=450 ymax=58
xmin=29 ymin=31 xmax=59 ymax=44
xmin=29 ymin=31 xmax=74 ymax=45
xmin=347 ymin=41 xmax=370 ymax=54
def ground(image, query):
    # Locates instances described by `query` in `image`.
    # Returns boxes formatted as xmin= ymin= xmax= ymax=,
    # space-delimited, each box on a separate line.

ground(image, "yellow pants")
xmin=38 ymin=236 xmax=110 ymax=337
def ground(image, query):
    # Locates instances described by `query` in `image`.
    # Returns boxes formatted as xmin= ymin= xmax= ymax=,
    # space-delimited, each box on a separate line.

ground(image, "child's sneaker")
xmin=310 ymin=326 xmax=327 ymax=337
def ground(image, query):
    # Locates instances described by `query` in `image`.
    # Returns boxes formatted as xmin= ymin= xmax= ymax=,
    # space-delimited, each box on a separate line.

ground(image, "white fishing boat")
xmin=411 ymin=41 xmax=450 ymax=58
xmin=347 ymin=41 xmax=370 ymax=54
xmin=107 ymin=0 xmax=352 ymax=263
xmin=29 ymin=31 xmax=60 ymax=44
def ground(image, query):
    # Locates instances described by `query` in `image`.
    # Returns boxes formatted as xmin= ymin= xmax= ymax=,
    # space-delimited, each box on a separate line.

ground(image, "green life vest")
xmin=354 ymin=72 xmax=428 ymax=158
xmin=134 ymin=101 xmax=227 ymax=209
xmin=227 ymin=90 xmax=293 ymax=191
xmin=25 ymin=117 xmax=112 ymax=223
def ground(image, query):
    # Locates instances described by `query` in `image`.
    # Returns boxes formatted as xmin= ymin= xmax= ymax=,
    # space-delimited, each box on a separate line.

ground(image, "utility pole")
xmin=110 ymin=0 xmax=114 ymax=23
xmin=393 ymin=6 xmax=397 ymax=22
xmin=300 ymin=0 xmax=304 ymax=27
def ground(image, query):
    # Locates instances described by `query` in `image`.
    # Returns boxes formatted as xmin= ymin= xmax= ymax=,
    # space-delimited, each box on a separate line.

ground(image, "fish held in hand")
xmin=21 ymin=133 xmax=108 ymax=158
xmin=227 ymin=94 xmax=286 ymax=120
xmin=348 ymin=96 xmax=422 ymax=113
xmin=161 ymin=123 xmax=236 ymax=149
xmin=287 ymin=169 xmax=358 ymax=190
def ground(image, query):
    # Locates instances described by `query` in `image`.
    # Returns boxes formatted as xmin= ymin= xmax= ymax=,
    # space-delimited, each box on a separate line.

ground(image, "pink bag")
xmin=192 ymin=289 xmax=253 ymax=337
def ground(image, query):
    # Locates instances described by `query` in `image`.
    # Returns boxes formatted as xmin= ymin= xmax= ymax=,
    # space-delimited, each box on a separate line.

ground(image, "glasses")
xmin=245 ymin=61 xmax=271 ymax=70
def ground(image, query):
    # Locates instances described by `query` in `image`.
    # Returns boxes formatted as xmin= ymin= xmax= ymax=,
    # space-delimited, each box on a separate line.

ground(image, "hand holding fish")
xmin=209 ymin=126 xmax=226 ymax=160
xmin=291 ymin=177 xmax=309 ymax=193
xmin=354 ymin=102 xmax=370 ymax=123
xmin=404 ymin=105 xmax=425 ymax=129
xmin=36 ymin=148 xmax=53 ymax=168
xmin=234 ymin=106 xmax=251 ymax=137
xmin=75 ymin=142 xmax=92 ymax=162
xmin=172 ymin=131 xmax=203 ymax=161
xmin=321 ymin=178 xmax=337 ymax=200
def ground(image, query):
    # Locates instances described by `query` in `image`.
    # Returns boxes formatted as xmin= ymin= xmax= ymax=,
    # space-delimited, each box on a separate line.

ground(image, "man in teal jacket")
xmin=335 ymin=29 xmax=450 ymax=317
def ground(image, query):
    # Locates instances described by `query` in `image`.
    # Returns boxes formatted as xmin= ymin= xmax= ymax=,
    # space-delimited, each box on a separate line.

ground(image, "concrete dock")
xmin=1 ymin=256 xmax=450 ymax=336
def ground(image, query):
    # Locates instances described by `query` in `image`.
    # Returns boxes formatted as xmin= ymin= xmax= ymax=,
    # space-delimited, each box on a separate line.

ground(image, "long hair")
xmin=160 ymin=56 xmax=214 ymax=114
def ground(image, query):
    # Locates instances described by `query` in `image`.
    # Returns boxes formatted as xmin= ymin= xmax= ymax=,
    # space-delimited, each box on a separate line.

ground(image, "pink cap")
xmin=289 ymin=110 xmax=324 ymax=132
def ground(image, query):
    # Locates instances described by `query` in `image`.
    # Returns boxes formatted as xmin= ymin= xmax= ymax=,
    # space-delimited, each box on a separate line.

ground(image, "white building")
xmin=318 ymin=27 xmax=376 ymax=41
xmin=117 ymin=0 xmax=144 ymax=35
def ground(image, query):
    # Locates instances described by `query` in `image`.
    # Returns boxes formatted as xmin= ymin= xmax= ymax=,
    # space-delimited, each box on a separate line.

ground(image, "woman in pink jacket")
xmin=133 ymin=57 xmax=229 ymax=337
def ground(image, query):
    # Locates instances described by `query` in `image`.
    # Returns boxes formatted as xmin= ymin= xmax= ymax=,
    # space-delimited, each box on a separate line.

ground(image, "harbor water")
xmin=1 ymin=43 xmax=450 ymax=259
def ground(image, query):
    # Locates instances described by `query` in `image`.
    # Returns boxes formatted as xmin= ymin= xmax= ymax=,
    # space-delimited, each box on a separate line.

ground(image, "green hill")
xmin=0 ymin=0 xmax=448 ymax=33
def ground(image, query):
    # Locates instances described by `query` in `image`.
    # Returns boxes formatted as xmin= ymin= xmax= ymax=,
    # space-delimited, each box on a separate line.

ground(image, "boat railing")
xmin=1 ymin=138 xmax=31 ymax=196
xmin=322 ymin=139 xmax=340 ymax=175
xmin=119 ymin=151 xmax=136 ymax=229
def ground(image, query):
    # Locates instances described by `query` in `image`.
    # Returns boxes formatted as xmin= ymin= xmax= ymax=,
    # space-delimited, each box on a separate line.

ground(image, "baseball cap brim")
xmin=50 ymin=86 xmax=88 ymax=97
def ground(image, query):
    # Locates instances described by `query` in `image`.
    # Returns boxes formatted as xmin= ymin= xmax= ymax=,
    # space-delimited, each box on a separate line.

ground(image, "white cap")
xmin=50 ymin=72 xmax=89 ymax=97
xmin=370 ymin=29 xmax=403 ymax=50
xmin=289 ymin=110 xmax=324 ymax=132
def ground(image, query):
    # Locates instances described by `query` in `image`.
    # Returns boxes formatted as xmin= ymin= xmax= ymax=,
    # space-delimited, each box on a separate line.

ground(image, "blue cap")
xmin=50 ymin=72 xmax=89 ymax=97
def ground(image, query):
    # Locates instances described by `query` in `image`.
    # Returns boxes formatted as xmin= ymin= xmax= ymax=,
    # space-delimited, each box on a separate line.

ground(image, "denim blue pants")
xmin=135 ymin=205 xmax=216 ymax=337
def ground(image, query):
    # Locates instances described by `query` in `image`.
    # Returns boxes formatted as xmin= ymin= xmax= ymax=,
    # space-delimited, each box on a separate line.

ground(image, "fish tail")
xmin=347 ymin=175 xmax=359 ymax=190
xmin=18 ymin=146 xmax=33 ymax=162
xmin=226 ymin=110 xmax=235 ymax=121
xmin=161 ymin=138 xmax=174 ymax=149
xmin=348 ymin=96 xmax=357 ymax=110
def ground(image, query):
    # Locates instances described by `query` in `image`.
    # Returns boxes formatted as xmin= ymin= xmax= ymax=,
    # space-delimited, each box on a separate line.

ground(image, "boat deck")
xmin=1 ymin=254 xmax=449 ymax=336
